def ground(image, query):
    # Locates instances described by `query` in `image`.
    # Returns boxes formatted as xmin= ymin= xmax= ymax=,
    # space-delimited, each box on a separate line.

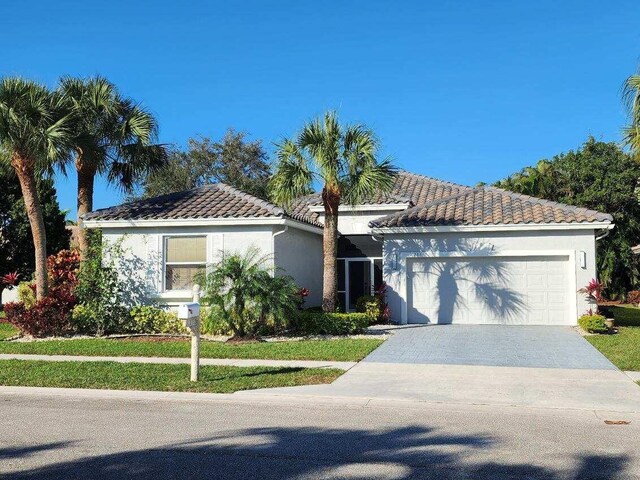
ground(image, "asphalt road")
xmin=1 ymin=392 xmax=639 ymax=479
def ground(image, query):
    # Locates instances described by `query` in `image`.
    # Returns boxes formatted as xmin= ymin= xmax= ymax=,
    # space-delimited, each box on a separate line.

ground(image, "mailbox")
xmin=178 ymin=302 xmax=200 ymax=320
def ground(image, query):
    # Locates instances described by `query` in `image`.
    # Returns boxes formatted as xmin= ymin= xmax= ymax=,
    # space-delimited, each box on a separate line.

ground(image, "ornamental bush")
xmin=578 ymin=314 xmax=608 ymax=334
xmin=289 ymin=312 xmax=370 ymax=335
xmin=626 ymin=290 xmax=640 ymax=306
xmin=355 ymin=295 xmax=382 ymax=322
xmin=5 ymin=250 xmax=79 ymax=337
xmin=129 ymin=305 xmax=188 ymax=335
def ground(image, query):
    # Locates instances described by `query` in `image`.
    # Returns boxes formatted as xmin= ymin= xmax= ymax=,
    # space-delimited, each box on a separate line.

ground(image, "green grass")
xmin=586 ymin=327 xmax=640 ymax=371
xmin=0 ymin=359 xmax=342 ymax=393
xmin=0 ymin=337 xmax=383 ymax=362
xmin=0 ymin=323 xmax=19 ymax=341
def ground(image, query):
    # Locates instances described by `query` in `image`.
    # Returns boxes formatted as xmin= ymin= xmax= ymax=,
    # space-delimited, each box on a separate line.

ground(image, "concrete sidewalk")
xmin=244 ymin=362 xmax=640 ymax=412
xmin=0 ymin=353 xmax=355 ymax=370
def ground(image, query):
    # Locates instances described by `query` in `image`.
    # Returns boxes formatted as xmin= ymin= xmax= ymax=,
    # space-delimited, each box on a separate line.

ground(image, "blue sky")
xmin=3 ymin=0 xmax=639 ymax=218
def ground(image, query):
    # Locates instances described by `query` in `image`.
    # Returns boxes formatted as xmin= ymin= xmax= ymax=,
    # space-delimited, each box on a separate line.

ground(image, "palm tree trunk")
xmin=10 ymin=154 xmax=48 ymax=300
xmin=76 ymin=155 xmax=96 ymax=260
xmin=322 ymin=187 xmax=340 ymax=312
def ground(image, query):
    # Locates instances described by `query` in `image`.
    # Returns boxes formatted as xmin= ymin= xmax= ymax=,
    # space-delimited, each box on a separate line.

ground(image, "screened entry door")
xmin=337 ymin=258 xmax=383 ymax=312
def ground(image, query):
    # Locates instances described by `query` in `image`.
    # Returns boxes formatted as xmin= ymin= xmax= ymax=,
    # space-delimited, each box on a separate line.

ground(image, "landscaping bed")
xmin=0 ymin=337 xmax=383 ymax=362
xmin=0 ymin=359 xmax=342 ymax=393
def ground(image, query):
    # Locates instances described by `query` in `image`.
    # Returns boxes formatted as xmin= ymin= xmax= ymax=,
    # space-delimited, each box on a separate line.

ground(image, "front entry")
xmin=338 ymin=258 xmax=383 ymax=312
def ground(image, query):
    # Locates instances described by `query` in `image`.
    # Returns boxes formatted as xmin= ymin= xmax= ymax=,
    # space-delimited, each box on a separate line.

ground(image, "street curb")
xmin=1 ymin=385 xmax=639 ymax=416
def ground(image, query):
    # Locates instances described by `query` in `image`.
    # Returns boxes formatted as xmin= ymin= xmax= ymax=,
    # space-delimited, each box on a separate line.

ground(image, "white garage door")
xmin=407 ymin=255 xmax=571 ymax=325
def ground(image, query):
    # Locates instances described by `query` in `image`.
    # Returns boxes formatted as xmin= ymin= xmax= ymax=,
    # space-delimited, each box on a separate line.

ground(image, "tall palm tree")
xmin=58 ymin=76 xmax=168 ymax=257
xmin=0 ymin=78 xmax=72 ymax=299
xmin=623 ymin=74 xmax=640 ymax=159
xmin=269 ymin=111 xmax=396 ymax=312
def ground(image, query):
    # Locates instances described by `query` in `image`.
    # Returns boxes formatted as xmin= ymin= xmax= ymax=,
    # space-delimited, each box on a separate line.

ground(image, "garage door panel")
xmin=407 ymin=256 xmax=571 ymax=325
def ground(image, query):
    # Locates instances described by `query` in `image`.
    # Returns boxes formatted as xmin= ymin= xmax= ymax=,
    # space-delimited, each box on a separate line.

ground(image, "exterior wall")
xmin=316 ymin=210 xmax=404 ymax=235
xmin=102 ymin=225 xmax=276 ymax=305
xmin=382 ymin=229 xmax=599 ymax=325
xmin=273 ymin=227 xmax=323 ymax=307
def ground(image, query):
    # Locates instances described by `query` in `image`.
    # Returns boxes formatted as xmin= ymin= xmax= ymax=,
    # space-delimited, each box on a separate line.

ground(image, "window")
xmin=164 ymin=236 xmax=206 ymax=291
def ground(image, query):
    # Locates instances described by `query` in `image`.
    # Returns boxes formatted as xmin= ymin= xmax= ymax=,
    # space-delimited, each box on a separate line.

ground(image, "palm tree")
xmin=58 ymin=76 xmax=167 ymax=257
xmin=623 ymin=74 xmax=640 ymax=159
xmin=269 ymin=111 xmax=396 ymax=312
xmin=0 ymin=78 xmax=72 ymax=300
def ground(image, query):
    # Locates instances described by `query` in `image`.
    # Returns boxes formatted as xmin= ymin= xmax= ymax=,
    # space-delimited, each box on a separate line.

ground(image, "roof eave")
xmin=370 ymin=221 xmax=615 ymax=234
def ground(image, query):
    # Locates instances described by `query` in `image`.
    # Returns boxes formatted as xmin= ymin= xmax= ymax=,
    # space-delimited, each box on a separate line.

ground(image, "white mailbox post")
xmin=178 ymin=286 xmax=202 ymax=382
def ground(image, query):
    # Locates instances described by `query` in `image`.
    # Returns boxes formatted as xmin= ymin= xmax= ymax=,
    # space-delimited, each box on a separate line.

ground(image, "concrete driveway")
xmin=363 ymin=325 xmax=617 ymax=369
xmin=247 ymin=325 xmax=640 ymax=412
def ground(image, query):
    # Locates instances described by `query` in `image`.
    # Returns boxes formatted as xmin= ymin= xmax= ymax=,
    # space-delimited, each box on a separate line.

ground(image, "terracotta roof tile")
xmin=83 ymin=183 xmax=322 ymax=227
xmin=369 ymin=186 xmax=613 ymax=228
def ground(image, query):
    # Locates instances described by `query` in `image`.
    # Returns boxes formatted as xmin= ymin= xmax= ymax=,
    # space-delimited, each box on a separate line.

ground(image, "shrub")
xmin=200 ymin=248 xmax=299 ymax=338
xmin=355 ymin=295 xmax=382 ymax=322
xmin=17 ymin=282 xmax=36 ymax=308
xmin=627 ymin=291 xmax=640 ymax=306
xmin=74 ymin=233 xmax=138 ymax=335
xmin=578 ymin=314 xmax=609 ymax=334
xmin=5 ymin=296 xmax=75 ymax=337
xmin=5 ymin=250 xmax=79 ymax=337
xmin=129 ymin=306 xmax=188 ymax=335
xmin=289 ymin=312 xmax=370 ymax=335
xmin=201 ymin=305 xmax=232 ymax=335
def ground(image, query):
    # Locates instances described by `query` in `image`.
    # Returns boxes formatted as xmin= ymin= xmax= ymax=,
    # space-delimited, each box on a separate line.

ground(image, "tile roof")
xmin=82 ymin=183 xmax=323 ymax=227
xmin=84 ymin=171 xmax=612 ymax=229
xmin=293 ymin=171 xmax=469 ymax=209
xmin=369 ymin=186 xmax=613 ymax=228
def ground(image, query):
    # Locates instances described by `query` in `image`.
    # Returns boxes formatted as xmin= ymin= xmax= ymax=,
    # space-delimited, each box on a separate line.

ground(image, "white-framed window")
xmin=163 ymin=236 xmax=207 ymax=291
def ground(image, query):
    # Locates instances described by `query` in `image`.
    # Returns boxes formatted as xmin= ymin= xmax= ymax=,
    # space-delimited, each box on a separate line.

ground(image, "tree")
xmin=494 ymin=138 xmax=640 ymax=298
xmin=269 ymin=111 xmax=396 ymax=311
xmin=0 ymin=78 xmax=72 ymax=299
xmin=58 ymin=76 xmax=168 ymax=257
xmin=622 ymin=73 xmax=640 ymax=158
xmin=0 ymin=172 xmax=70 ymax=304
xmin=134 ymin=129 xmax=271 ymax=199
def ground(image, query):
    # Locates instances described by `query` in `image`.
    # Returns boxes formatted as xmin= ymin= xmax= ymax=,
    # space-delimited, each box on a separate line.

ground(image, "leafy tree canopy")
xmin=0 ymin=167 xmax=69 ymax=283
xmin=133 ymin=129 xmax=271 ymax=199
xmin=494 ymin=137 xmax=640 ymax=298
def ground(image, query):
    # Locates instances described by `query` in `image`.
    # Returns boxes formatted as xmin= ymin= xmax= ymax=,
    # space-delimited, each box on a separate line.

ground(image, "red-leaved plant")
xmin=5 ymin=250 xmax=80 ymax=337
xmin=374 ymin=282 xmax=391 ymax=322
xmin=1 ymin=272 xmax=19 ymax=289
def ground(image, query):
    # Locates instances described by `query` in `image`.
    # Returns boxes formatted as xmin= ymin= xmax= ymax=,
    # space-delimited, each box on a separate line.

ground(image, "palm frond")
xmin=342 ymin=157 xmax=397 ymax=205
xmin=268 ymin=138 xmax=313 ymax=206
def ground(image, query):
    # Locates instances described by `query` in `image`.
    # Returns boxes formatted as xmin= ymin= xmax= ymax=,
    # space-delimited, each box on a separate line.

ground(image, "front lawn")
xmin=0 ymin=360 xmax=342 ymax=393
xmin=0 ymin=323 xmax=19 ymax=341
xmin=586 ymin=327 xmax=640 ymax=371
xmin=0 ymin=337 xmax=383 ymax=362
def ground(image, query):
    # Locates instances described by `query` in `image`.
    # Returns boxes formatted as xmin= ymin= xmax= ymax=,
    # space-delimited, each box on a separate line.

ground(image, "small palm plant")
xmin=199 ymin=248 xmax=299 ymax=339
xmin=269 ymin=111 xmax=396 ymax=312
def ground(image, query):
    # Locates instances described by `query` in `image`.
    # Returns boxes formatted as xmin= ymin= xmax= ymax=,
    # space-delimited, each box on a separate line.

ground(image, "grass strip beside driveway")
xmin=0 ymin=338 xmax=383 ymax=362
xmin=0 ymin=360 xmax=342 ymax=393
xmin=586 ymin=327 xmax=640 ymax=371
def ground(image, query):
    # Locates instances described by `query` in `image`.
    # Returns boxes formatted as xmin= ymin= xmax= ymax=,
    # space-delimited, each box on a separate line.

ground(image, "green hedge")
xmin=290 ymin=312 xmax=370 ymax=335
xmin=578 ymin=314 xmax=608 ymax=334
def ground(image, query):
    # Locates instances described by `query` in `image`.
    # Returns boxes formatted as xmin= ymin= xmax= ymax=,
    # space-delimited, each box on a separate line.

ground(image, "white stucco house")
xmin=82 ymin=171 xmax=614 ymax=325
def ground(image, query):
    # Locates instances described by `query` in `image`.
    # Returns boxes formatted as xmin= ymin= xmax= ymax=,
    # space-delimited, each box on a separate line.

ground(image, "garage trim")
xmin=397 ymin=249 xmax=578 ymax=325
